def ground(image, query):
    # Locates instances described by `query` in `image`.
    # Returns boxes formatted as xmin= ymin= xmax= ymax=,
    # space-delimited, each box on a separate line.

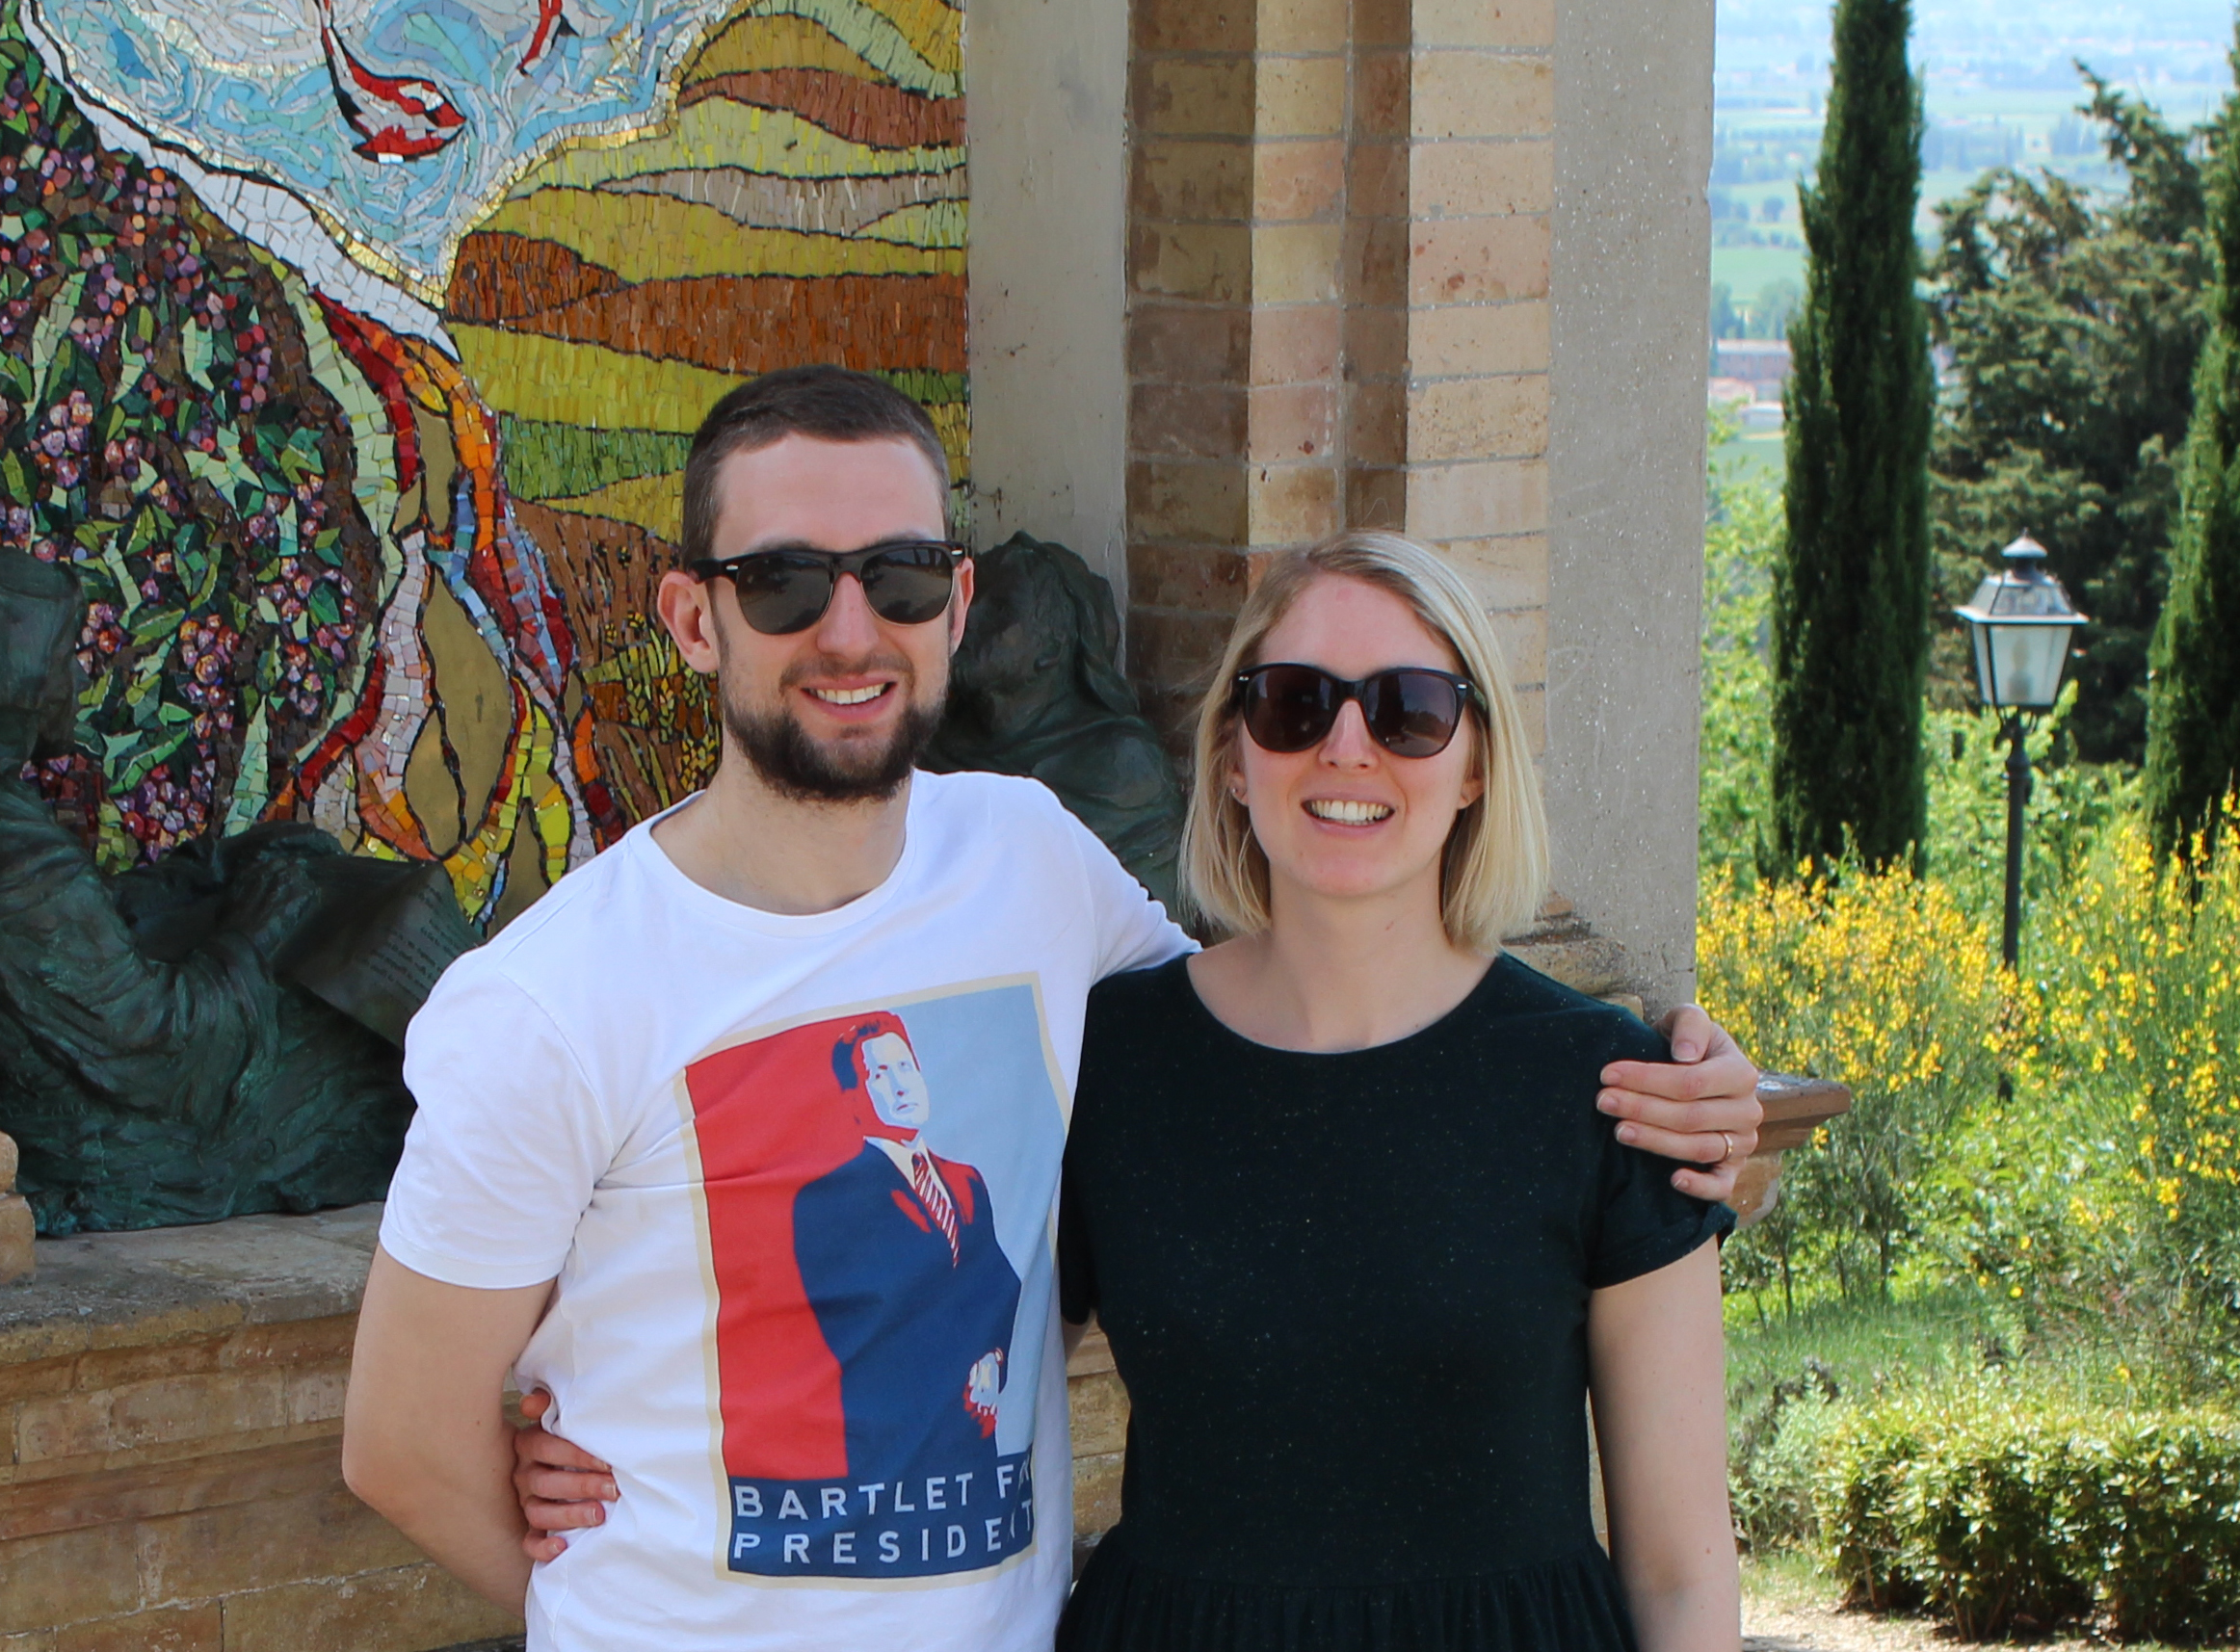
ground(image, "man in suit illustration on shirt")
xmin=793 ymin=1013 xmax=1021 ymax=1490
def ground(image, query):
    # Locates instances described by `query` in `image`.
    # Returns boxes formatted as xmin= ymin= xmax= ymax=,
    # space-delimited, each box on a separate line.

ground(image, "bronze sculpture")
xmin=0 ymin=551 xmax=471 ymax=1235
xmin=926 ymin=534 xmax=1185 ymax=913
xmin=0 ymin=531 xmax=1181 ymax=1237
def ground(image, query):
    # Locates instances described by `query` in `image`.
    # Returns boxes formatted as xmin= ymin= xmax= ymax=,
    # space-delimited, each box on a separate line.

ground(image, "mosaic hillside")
xmin=4 ymin=0 xmax=966 ymax=929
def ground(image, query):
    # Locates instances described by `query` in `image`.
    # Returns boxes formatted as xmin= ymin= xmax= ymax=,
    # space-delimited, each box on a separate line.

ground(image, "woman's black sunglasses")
xmin=689 ymin=539 xmax=968 ymax=636
xmin=1233 ymin=663 xmax=1476 ymax=758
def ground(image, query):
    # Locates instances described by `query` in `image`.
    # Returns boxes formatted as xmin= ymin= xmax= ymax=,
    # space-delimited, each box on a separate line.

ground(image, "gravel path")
xmin=1744 ymin=1581 xmax=2134 ymax=1650
xmin=1746 ymin=1594 xmax=1961 ymax=1650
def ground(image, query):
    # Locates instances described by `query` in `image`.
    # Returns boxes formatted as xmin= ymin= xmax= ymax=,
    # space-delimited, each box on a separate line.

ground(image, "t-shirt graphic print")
xmin=685 ymin=982 xmax=1063 ymax=1584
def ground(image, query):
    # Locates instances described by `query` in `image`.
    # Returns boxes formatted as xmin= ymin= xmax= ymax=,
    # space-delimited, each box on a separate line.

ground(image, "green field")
xmin=1711 ymin=244 xmax=1805 ymax=303
xmin=1706 ymin=74 xmax=2214 ymax=319
xmin=1717 ymin=431 xmax=1786 ymax=485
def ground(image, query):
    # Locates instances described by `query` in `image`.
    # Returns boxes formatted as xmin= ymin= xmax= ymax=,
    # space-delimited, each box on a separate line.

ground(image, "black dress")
xmin=1057 ymin=955 xmax=1734 ymax=1652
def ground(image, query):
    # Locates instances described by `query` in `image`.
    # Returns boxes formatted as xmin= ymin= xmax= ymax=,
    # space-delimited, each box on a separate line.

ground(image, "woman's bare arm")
xmin=1587 ymin=1241 xmax=1739 ymax=1652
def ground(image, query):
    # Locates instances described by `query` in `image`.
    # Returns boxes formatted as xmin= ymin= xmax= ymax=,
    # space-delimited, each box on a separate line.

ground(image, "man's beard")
xmin=721 ymin=656 xmax=946 ymax=804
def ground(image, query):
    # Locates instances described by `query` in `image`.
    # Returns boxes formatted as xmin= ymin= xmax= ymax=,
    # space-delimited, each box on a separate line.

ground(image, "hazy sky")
xmin=1717 ymin=0 xmax=2232 ymax=124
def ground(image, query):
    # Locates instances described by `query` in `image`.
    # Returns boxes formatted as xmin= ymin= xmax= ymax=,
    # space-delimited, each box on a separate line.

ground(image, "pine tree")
xmin=2145 ymin=39 xmax=2240 ymax=862
xmin=1770 ymin=0 xmax=1933 ymax=872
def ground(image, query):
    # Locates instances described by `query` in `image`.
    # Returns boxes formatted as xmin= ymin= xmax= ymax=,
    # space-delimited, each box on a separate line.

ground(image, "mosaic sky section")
xmin=6 ymin=0 xmax=969 ymax=926
xmin=0 ymin=16 xmax=393 ymax=867
xmin=29 ymin=0 xmax=728 ymax=301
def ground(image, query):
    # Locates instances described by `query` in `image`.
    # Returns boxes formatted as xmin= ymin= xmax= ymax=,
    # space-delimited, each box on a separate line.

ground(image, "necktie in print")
xmin=910 ymin=1151 xmax=960 ymax=1266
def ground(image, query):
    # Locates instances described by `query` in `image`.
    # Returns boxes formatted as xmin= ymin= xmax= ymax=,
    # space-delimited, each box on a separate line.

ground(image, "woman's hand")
xmin=1599 ymin=1006 xmax=1762 ymax=1203
xmin=513 ymin=1388 xmax=618 ymax=1561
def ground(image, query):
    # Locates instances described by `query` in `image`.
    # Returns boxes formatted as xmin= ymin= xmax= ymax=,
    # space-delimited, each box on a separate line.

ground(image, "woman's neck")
xmin=1187 ymin=877 xmax=1491 ymax=1054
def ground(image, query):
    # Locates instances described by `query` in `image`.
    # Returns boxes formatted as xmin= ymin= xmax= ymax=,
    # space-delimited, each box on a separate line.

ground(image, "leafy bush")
xmin=1729 ymin=1359 xmax=1845 ymax=1552
xmin=1700 ymin=861 xmax=2022 ymax=1296
xmin=1813 ymin=1397 xmax=1930 ymax=1611
xmin=1701 ymin=428 xmax=1779 ymax=882
xmin=1940 ymin=806 xmax=2240 ymax=1379
xmin=1814 ymin=1391 xmax=2240 ymax=1641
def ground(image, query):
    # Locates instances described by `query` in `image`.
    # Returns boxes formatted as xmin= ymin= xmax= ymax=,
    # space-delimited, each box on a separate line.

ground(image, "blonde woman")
xmin=1053 ymin=532 xmax=1737 ymax=1652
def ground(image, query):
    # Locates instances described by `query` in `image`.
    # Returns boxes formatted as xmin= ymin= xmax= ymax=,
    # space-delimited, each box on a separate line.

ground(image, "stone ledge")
xmin=0 ymin=1436 xmax=340 ymax=1544
xmin=1504 ymin=922 xmax=1642 ymax=1005
xmin=0 ymin=1205 xmax=1133 ymax=1647
xmin=0 ymin=1207 xmax=380 ymax=1368
xmin=1730 ymin=1075 xmax=1854 ymax=1229
xmin=0 ymin=1207 xmax=519 ymax=1651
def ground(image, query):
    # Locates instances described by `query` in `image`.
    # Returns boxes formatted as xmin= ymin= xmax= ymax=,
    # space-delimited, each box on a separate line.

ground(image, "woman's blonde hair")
xmin=1178 ymin=530 xmax=1549 ymax=956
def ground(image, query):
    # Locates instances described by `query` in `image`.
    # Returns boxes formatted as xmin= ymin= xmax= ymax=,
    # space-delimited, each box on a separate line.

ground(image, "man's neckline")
xmin=630 ymin=778 xmax=931 ymax=934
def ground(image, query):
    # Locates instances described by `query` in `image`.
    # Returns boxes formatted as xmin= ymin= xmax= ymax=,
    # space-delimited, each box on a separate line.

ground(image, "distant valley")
xmin=1712 ymin=0 xmax=2232 ymax=324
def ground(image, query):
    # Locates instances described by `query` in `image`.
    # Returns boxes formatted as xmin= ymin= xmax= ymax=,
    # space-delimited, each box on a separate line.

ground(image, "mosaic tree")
xmin=5 ymin=0 xmax=968 ymax=928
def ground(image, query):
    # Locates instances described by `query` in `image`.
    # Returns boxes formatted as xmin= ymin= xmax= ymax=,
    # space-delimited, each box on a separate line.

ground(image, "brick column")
xmin=1125 ymin=0 xmax=1555 ymax=766
xmin=1403 ymin=0 xmax=1554 ymax=756
xmin=1125 ymin=0 xmax=1352 ymax=742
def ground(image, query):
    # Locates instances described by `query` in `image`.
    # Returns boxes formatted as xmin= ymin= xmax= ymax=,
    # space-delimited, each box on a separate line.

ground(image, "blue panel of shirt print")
xmin=726 ymin=1452 xmax=1036 ymax=1577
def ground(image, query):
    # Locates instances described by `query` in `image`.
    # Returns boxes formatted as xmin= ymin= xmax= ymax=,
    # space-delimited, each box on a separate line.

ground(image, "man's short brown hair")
xmin=678 ymin=366 xmax=952 ymax=566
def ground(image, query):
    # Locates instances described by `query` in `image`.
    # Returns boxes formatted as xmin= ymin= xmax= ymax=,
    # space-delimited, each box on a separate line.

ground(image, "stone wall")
xmin=0 ymin=1210 xmax=514 ymax=1652
xmin=1544 ymin=0 xmax=1717 ymax=1003
xmin=0 ymin=1207 xmax=1140 ymax=1648
xmin=1121 ymin=0 xmax=1555 ymax=745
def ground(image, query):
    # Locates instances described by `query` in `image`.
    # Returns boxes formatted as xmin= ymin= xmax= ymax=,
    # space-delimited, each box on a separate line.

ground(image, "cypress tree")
xmin=2144 ymin=39 xmax=2240 ymax=863
xmin=1770 ymin=0 xmax=1933 ymax=872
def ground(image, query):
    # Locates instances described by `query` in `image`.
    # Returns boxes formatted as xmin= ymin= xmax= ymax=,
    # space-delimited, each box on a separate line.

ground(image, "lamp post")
xmin=1952 ymin=533 xmax=2089 ymax=969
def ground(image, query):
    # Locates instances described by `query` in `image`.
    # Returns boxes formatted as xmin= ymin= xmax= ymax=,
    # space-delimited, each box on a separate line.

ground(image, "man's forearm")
xmin=344 ymin=1404 xmax=536 ymax=1611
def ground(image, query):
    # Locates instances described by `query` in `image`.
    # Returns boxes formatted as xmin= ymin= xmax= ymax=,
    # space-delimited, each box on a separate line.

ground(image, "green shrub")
xmin=2073 ymin=1416 xmax=2240 ymax=1642
xmin=1896 ymin=1407 xmax=2094 ymax=1637
xmin=1730 ymin=1361 xmax=1845 ymax=1552
xmin=1814 ymin=1391 xmax=2240 ymax=1641
xmin=1815 ymin=1399 xmax=1932 ymax=1613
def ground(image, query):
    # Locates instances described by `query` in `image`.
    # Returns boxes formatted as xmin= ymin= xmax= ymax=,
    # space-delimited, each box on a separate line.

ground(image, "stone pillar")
xmin=964 ymin=0 xmax=1132 ymax=590
xmin=1542 ymin=0 xmax=1717 ymax=1006
xmin=1124 ymin=0 xmax=1357 ymax=740
xmin=0 ymin=1134 xmax=30 ymax=1286
xmin=1398 ymin=0 xmax=1553 ymax=757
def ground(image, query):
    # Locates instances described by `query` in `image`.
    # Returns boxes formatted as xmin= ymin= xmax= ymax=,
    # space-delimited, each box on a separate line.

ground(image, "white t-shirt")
xmin=381 ymin=770 xmax=1190 ymax=1652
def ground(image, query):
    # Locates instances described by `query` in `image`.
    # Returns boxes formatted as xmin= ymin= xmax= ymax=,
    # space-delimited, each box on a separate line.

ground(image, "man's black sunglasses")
xmin=1232 ymin=663 xmax=1476 ymax=758
xmin=689 ymin=539 xmax=968 ymax=636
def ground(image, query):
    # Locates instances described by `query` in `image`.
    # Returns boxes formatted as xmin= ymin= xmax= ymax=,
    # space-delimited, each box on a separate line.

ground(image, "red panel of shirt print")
xmin=684 ymin=1018 xmax=872 ymax=1481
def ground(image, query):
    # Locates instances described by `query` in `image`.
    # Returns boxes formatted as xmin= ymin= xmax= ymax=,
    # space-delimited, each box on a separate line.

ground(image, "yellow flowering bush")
xmin=1701 ymin=802 xmax=2240 ymax=1364
xmin=1697 ymin=430 xmax=2240 ymax=1355
xmin=2004 ymin=810 xmax=2240 ymax=1367
xmin=1700 ymin=862 xmax=2024 ymax=1297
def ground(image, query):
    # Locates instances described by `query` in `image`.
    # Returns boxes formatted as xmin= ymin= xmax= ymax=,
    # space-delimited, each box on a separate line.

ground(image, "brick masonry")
xmin=0 ymin=1209 xmax=1143 ymax=1649
xmin=1124 ymin=0 xmax=1555 ymax=769
xmin=0 ymin=1210 xmax=516 ymax=1652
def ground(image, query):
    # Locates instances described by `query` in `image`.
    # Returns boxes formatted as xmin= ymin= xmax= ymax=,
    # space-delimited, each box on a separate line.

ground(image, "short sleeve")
xmin=379 ymin=955 xmax=616 ymax=1290
xmin=1057 ymin=1141 xmax=1096 ymax=1325
xmin=1585 ymin=1023 xmax=1738 ymax=1290
xmin=1053 ymin=803 xmax=1195 ymax=981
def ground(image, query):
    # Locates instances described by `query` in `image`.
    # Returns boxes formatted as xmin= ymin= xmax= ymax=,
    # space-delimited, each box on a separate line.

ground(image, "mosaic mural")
xmin=2 ymin=0 xmax=966 ymax=928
